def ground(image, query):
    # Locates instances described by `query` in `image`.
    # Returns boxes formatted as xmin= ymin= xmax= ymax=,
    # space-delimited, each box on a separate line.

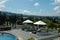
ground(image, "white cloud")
xmin=38 ymin=10 xmax=60 ymax=16
xmin=54 ymin=0 xmax=60 ymax=4
xmin=0 ymin=0 xmax=8 ymax=4
xmin=52 ymin=0 xmax=60 ymax=14
xmin=54 ymin=6 xmax=60 ymax=13
xmin=0 ymin=4 xmax=5 ymax=8
xmin=54 ymin=6 xmax=60 ymax=10
xmin=16 ymin=9 xmax=51 ymax=16
xmin=16 ymin=9 xmax=37 ymax=15
xmin=23 ymin=10 xmax=31 ymax=13
xmin=52 ymin=0 xmax=60 ymax=5
xmin=21 ymin=10 xmax=31 ymax=14
xmin=16 ymin=10 xmax=31 ymax=14
xmin=34 ymin=2 xmax=40 ymax=7
xmin=15 ymin=9 xmax=60 ymax=16
xmin=0 ymin=0 xmax=9 ymax=10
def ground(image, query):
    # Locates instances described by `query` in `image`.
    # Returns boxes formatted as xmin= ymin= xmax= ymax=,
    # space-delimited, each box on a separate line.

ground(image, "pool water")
xmin=0 ymin=32 xmax=17 ymax=40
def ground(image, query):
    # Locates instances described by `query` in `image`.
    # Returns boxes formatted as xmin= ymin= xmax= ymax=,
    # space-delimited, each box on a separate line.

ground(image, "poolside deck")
xmin=3 ymin=29 xmax=58 ymax=40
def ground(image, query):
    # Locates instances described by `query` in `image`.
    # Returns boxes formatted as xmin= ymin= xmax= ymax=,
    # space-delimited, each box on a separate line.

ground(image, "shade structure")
xmin=34 ymin=21 xmax=46 ymax=25
xmin=23 ymin=20 xmax=33 ymax=23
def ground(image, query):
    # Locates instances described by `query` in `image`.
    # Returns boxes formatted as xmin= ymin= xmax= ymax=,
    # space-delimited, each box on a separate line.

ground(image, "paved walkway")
xmin=3 ymin=29 xmax=58 ymax=40
xmin=3 ymin=29 xmax=34 ymax=40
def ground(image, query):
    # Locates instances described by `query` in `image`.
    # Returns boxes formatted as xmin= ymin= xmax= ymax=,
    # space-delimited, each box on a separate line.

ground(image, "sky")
xmin=0 ymin=0 xmax=60 ymax=16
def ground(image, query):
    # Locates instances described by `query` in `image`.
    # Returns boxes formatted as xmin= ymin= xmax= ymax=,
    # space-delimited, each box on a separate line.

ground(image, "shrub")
xmin=27 ymin=37 xmax=35 ymax=40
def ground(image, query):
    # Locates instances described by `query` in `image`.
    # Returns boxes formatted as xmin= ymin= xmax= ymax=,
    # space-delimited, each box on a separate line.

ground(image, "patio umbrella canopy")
xmin=34 ymin=21 xmax=46 ymax=25
xmin=23 ymin=19 xmax=33 ymax=23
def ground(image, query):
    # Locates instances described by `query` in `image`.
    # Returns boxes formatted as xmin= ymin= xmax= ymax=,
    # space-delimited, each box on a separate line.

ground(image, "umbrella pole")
xmin=37 ymin=25 xmax=40 ymax=31
xmin=37 ymin=25 xmax=39 ymax=29
xmin=38 ymin=25 xmax=40 ymax=29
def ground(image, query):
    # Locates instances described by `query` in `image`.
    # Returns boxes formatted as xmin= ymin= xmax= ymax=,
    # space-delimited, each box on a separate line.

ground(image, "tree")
xmin=9 ymin=14 xmax=17 ymax=27
xmin=0 ymin=11 xmax=6 ymax=26
xmin=20 ymin=14 xmax=24 ymax=25
xmin=32 ymin=17 xmax=39 ymax=22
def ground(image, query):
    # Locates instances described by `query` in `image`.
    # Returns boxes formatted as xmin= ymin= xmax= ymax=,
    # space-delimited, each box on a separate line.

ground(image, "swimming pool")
xmin=0 ymin=32 xmax=17 ymax=40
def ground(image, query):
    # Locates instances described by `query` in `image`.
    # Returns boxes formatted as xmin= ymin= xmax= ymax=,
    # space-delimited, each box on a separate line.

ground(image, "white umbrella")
xmin=23 ymin=20 xmax=33 ymax=23
xmin=34 ymin=21 xmax=46 ymax=25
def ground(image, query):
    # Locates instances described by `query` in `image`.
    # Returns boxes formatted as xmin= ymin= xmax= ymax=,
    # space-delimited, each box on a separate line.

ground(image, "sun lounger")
xmin=0 ymin=27 xmax=11 ymax=31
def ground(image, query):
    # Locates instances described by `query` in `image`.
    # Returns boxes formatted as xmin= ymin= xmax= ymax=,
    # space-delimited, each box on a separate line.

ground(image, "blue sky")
xmin=0 ymin=0 xmax=60 ymax=16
